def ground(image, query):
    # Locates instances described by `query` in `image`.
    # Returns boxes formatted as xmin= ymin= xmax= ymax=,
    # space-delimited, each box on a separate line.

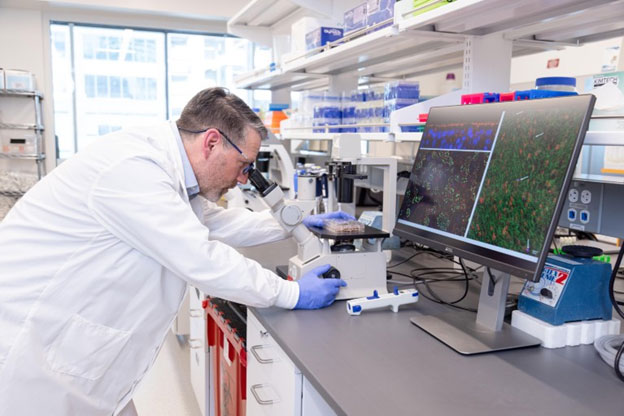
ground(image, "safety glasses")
xmin=178 ymin=127 xmax=254 ymax=175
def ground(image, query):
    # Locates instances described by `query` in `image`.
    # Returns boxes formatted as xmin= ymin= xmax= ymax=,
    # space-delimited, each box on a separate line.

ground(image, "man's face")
xmin=195 ymin=127 xmax=261 ymax=202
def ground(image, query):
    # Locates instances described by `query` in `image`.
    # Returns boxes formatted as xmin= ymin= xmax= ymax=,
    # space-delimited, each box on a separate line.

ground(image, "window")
xmin=85 ymin=75 xmax=95 ymax=98
xmin=50 ymin=23 xmax=271 ymax=160
xmin=110 ymin=76 xmax=121 ymax=98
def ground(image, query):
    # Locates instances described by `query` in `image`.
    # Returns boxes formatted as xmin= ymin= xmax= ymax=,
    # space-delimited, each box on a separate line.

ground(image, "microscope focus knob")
xmin=280 ymin=205 xmax=303 ymax=226
xmin=322 ymin=267 xmax=341 ymax=279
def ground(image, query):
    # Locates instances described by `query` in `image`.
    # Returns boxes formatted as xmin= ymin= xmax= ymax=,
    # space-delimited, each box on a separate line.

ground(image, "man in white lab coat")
xmin=0 ymin=87 xmax=347 ymax=415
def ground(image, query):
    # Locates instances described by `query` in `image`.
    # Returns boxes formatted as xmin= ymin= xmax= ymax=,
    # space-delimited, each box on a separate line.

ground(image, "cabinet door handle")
xmin=189 ymin=309 xmax=204 ymax=318
xmin=250 ymin=383 xmax=278 ymax=405
xmin=250 ymin=344 xmax=275 ymax=364
xmin=189 ymin=339 xmax=203 ymax=349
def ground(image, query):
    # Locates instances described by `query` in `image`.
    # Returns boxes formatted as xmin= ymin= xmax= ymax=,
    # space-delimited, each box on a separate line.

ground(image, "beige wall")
xmin=0 ymin=7 xmax=49 ymax=173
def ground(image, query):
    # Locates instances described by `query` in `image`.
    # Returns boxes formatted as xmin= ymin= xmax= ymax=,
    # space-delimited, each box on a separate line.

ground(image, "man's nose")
xmin=237 ymin=171 xmax=249 ymax=184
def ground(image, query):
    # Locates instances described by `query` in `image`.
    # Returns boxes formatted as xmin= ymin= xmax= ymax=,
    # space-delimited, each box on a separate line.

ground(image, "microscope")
xmin=247 ymin=167 xmax=389 ymax=300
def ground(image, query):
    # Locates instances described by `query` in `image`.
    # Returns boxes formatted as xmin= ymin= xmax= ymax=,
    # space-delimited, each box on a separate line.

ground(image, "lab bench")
xmin=248 ymin=250 xmax=624 ymax=416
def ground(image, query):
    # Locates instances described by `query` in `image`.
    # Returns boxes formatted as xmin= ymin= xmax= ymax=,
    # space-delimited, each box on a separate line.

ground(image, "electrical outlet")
xmin=568 ymin=188 xmax=579 ymax=203
xmin=580 ymin=189 xmax=592 ymax=204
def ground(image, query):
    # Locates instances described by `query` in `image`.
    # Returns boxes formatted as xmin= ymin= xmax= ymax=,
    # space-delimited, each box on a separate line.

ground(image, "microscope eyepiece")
xmin=248 ymin=167 xmax=278 ymax=197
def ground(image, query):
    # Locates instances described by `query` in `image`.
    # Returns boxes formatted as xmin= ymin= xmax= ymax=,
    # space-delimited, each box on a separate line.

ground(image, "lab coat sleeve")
xmin=86 ymin=156 xmax=299 ymax=309
xmin=200 ymin=199 xmax=289 ymax=247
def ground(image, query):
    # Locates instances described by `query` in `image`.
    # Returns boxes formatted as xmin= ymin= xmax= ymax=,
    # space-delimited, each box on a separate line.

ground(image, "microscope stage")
xmin=306 ymin=225 xmax=390 ymax=241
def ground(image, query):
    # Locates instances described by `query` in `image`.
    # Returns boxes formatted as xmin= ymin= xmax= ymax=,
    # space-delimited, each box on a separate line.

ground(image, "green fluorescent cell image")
xmin=466 ymin=106 xmax=586 ymax=255
xmin=399 ymin=149 xmax=489 ymax=236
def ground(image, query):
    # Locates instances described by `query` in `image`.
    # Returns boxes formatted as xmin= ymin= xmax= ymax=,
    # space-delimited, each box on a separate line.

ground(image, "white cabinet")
xmin=247 ymin=310 xmax=303 ymax=415
xmin=247 ymin=310 xmax=336 ymax=416
xmin=189 ymin=287 xmax=215 ymax=416
xmin=302 ymin=378 xmax=337 ymax=416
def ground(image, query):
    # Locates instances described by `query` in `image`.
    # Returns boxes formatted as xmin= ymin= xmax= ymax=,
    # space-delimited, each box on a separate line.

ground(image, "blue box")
xmin=344 ymin=3 xmax=368 ymax=35
xmin=518 ymin=255 xmax=612 ymax=325
xmin=367 ymin=0 xmax=395 ymax=29
xmin=384 ymin=81 xmax=420 ymax=100
xmin=305 ymin=27 xmax=343 ymax=51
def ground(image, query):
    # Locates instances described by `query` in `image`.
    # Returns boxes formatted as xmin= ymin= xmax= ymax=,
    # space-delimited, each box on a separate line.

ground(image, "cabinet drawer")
xmin=247 ymin=310 xmax=302 ymax=416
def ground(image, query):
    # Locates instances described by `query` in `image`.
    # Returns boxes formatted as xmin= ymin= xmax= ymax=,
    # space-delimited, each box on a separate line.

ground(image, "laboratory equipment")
xmin=247 ymin=167 xmax=389 ymax=300
xmin=511 ymin=246 xmax=619 ymax=348
xmin=225 ymin=143 xmax=296 ymax=212
xmin=258 ymin=143 xmax=296 ymax=199
xmin=518 ymin=249 xmax=612 ymax=325
xmin=346 ymin=287 xmax=418 ymax=315
xmin=394 ymin=94 xmax=596 ymax=354
xmin=325 ymin=134 xmax=398 ymax=236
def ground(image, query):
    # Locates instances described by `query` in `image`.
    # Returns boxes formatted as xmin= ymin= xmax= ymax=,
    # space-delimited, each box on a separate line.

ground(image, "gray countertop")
xmin=251 ymin=251 xmax=624 ymax=416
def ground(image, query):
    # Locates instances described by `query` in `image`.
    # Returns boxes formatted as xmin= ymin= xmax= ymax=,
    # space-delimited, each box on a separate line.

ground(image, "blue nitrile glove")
xmin=302 ymin=211 xmax=356 ymax=228
xmin=294 ymin=264 xmax=348 ymax=310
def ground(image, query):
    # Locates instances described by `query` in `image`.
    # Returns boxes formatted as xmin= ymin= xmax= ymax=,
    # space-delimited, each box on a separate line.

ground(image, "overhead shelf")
xmin=397 ymin=0 xmax=624 ymax=44
xmin=234 ymin=68 xmax=327 ymax=90
xmin=234 ymin=0 xmax=624 ymax=90
xmin=283 ymin=25 xmax=465 ymax=75
xmin=228 ymin=0 xmax=335 ymax=28
xmin=227 ymin=0 xmax=341 ymax=46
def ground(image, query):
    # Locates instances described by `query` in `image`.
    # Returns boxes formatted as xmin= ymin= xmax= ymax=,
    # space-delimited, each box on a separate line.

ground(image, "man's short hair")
xmin=176 ymin=87 xmax=268 ymax=144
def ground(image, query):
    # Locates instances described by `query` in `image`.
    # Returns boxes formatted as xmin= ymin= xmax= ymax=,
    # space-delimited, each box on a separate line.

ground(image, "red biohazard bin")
xmin=206 ymin=299 xmax=247 ymax=416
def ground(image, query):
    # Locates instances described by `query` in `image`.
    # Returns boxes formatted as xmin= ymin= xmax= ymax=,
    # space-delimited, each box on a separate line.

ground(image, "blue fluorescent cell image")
xmin=420 ymin=122 xmax=497 ymax=150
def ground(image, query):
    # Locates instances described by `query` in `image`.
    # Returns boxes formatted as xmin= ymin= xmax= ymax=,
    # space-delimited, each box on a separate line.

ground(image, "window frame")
xmin=50 ymin=21 xmax=265 ymax=160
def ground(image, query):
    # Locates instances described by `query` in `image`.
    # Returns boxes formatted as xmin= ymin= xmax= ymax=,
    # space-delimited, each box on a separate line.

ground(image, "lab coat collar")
xmin=170 ymin=121 xmax=200 ymax=199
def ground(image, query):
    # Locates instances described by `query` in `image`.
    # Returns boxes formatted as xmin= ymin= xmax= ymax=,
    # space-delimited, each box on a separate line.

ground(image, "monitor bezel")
xmin=394 ymin=94 xmax=596 ymax=282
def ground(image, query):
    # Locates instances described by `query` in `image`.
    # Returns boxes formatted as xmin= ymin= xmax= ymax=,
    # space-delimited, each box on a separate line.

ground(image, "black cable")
xmin=386 ymin=251 xmax=421 ymax=269
xmin=606 ymin=240 xmax=624 ymax=381
xmin=387 ymin=268 xmax=477 ymax=312
xmin=410 ymin=268 xmax=474 ymax=309
xmin=387 ymin=246 xmax=487 ymax=312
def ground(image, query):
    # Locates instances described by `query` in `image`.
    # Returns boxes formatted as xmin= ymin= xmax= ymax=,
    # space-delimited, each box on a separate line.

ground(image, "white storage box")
xmin=5 ymin=69 xmax=35 ymax=92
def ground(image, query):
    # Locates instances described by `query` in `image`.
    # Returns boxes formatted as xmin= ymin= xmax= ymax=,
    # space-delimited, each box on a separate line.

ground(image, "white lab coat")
xmin=0 ymin=120 xmax=298 ymax=415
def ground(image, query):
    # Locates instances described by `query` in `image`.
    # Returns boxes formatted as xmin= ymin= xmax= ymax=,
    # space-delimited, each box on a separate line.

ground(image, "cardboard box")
xmin=291 ymin=16 xmax=338 ymax=55
xmin=305 ymin=27 xmax=343 ymax=51
xmin=367 ymin=0 xmax=395 ymax=28
xmin=344 ymin=3 xmax=368 ymax=35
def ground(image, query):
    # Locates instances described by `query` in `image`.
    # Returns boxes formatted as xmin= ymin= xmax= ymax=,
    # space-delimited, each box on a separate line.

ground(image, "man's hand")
xmin=294 ymin=264 xmax=347 ymax=309
xmin=302 ymin=211 xmax=355 ymax=228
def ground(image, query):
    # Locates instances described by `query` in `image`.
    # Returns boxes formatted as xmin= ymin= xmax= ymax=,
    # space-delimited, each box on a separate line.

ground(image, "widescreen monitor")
xmin=394 ymin=94 xmax=596 ymax=354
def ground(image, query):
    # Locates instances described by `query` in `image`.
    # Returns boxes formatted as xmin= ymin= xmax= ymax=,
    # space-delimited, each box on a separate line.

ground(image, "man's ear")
xmin=202 ymin=129 xmax=220 ymax=159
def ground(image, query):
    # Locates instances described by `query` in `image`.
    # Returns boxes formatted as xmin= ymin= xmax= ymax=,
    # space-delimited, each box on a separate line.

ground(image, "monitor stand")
xmin=410 ymin=268 xmax=541 ymax=355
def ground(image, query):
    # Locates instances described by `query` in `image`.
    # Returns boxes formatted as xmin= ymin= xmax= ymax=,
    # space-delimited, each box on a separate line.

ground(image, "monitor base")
xmin=411 ymin=313 xmax=541 ymax=355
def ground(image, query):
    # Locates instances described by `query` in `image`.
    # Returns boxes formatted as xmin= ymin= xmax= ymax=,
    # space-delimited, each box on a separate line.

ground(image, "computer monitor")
xmin=394 ymin=95 xmax=596 ymax=354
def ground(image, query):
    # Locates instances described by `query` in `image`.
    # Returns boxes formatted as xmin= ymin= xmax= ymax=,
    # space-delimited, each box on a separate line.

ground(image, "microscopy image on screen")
xmin=466 ymin=104 xmax=588 ymax=255
xmin=420 ymin=121 xmax=499 ymax=150
xmin=398 ymin=149 xmax=489 ymax=235
xmin=421 ymin=106 xmax=501 ymax=150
